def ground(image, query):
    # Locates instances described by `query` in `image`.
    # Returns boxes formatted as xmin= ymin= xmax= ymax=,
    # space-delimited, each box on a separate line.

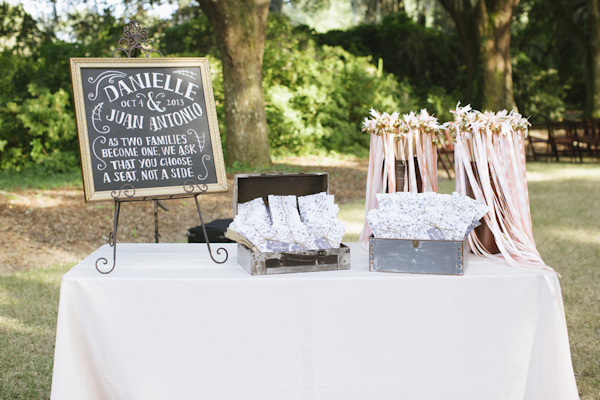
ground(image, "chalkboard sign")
xmin=70 ymin=58 xmax=227 ymax=202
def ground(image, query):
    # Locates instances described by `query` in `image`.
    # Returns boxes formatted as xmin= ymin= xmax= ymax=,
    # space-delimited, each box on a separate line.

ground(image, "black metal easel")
xmin=94 ymin=21 xmax=228 ymax=274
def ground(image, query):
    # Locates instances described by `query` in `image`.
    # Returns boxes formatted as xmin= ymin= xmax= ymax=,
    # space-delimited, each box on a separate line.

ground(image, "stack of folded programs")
xmin=227 ymin=192 xmax=346 ymax=253
xmin=367 ymin=192 xmax=488 ymax=241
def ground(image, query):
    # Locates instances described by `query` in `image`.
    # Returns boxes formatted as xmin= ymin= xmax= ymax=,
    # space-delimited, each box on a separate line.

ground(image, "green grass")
xmin=339 ymin=198 xmax=365 ymax=242
xmin=0 ymin=162 xmax=598 ymax=399
xmin=0 ymin=264 xmax=72 ymax=399
xmin=527 ymin=163 xmax=600 ymax=399
xmin=0 ymin=167 xmax=83 ymax=191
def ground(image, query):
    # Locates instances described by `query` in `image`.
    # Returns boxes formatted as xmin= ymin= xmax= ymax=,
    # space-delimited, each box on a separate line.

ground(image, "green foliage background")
xmin=0 ymin=1 xmax=578 ymax=172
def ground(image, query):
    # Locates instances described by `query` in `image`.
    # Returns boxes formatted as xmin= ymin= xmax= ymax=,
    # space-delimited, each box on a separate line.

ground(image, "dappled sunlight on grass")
xmin=526 ymin=162 xmax=600 ymax=182
xmin=0 ymin=315 xmax=53 ymax=336
xmin=545 ymin=227 xmax=600 ymax=246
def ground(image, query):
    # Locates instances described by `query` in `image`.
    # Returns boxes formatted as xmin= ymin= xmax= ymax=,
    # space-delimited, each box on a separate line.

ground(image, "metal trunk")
xmin=369 ymin=237 xmax=468 ymax=275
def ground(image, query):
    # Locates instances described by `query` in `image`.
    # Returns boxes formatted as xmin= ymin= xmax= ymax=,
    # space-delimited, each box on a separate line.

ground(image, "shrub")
xmin=318 ymin=12 xmax=465 ymax=99
xmin=512 ymin=51 xmax=567 ymax=123
xmin=0 ymin=84 xmax=78 ymax=171
xmin=263 ymin=15 xmax=416 ymax=156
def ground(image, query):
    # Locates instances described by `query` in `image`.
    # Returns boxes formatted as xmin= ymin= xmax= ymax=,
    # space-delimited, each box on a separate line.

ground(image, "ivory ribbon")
xmin=450 ymin=106 xmax=553 ymax=273
xmin=359 ymin=109 xmax=441 ymax=246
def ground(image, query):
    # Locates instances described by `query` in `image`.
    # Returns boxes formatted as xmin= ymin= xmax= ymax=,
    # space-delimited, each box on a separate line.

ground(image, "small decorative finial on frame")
xmin=112 ymin=20 xmax=163 ymax=58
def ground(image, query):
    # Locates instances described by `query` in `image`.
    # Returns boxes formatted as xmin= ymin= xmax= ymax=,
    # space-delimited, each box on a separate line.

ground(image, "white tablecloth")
xmin=51 ymin=243 xmax=579 ymax=400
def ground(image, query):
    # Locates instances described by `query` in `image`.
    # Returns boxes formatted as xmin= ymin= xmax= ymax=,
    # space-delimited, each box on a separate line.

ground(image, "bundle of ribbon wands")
xmin=447 ymin=104 xmax=553 ymax=273
xmin=359 ymin=108 xmax=443 ymax=244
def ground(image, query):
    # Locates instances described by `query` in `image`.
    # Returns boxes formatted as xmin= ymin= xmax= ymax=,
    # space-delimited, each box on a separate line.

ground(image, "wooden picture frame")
xmin=70 ymin=57 xmax=227 ymax=202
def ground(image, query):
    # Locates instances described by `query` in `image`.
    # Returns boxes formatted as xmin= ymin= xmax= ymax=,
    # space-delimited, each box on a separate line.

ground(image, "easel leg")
xmin=194 ymin=195 xmax=228 ymax=264
xmin=153 ymin=200 xmax=169 ymax=243
xmin=154 ymin=200 xmax=160 ymax=243
xmin=96 ymin=200 xmax=121 ymax=274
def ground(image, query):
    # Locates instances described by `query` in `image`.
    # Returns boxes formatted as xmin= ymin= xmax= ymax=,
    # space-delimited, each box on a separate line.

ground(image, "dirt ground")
xmin=0 ymin=156 xmax=368 ymax=274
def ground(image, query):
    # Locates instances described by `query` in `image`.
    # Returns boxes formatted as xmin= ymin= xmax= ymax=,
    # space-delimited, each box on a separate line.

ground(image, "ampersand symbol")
xmin=147 ymin=92 xmax=166 ymax=112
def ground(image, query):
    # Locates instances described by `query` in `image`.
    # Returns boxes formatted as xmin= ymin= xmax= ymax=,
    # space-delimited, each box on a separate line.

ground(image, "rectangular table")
xmin=51 ymin=243 xmax=579 ymax=400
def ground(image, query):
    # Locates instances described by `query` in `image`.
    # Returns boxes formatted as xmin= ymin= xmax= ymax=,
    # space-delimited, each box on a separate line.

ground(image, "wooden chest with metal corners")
xmin=234 ymin=173 xmax=350 ymax=275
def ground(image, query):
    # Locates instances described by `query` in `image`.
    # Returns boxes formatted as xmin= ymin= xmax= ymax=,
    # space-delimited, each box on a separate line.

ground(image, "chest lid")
xmin=233 ymin=173 xmax=328 ymax=215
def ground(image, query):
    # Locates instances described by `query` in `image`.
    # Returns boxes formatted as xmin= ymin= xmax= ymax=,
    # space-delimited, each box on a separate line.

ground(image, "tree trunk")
xmin=381 ymin=0 xmax=400 ymax=17
xmin=415 ymin=0 xmax=428 ymax=26
xmin=364 ymin=0 xmax=400 ymax=24
xmin=198 ymin=0 xmax=271 ymax=167
xmin=478 ymin=0 xmax=519 ymax=111
xmin=269 ymin=0 xmax=284 ymax=14
xmin=439 ymin=0 xmax=481 ymax=106
xmin=439 ymin=0 xmax=518 ymax=110
xmin=589 ymin=0 xmax=600 ymax=117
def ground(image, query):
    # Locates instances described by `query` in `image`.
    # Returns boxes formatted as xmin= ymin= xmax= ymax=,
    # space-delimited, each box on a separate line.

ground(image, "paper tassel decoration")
xmin=447 ymin=104 xmax=553 ymax=272
xmin=359 ymin=108 xmax=442 ymax=245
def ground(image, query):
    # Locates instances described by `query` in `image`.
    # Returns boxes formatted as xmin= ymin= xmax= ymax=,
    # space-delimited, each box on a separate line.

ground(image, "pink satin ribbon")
xmin=451 ymin=106 xmax=553 ymax=273
xmin=359 ymin=110 xmax=440 ymax=246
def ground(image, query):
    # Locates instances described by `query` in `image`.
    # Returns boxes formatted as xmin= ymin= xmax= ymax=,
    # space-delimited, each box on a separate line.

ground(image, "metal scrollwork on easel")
xmin=112 ymin=20 xmax=163 ymax=58
xmin=183 ymin=180 xmax=229 ymax=264
xmin=96 ymin=197 xmax=122 ymax=274
xmin=96 ymin=183 xmax=134 ymax=274
xmin=192 ymin=193 xmax=229 ymax=265
xmin=111 ymin=184 xmax=136 ymax=200
xmin=183 ymin=180 xmax=208 ymax=194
